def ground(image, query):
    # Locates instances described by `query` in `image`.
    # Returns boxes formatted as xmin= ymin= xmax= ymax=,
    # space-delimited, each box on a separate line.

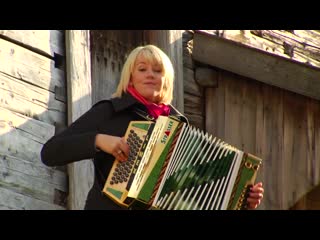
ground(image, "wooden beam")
xmin=0 ymin=30 xmax=65 ymax=58
xmin=0 ymin=37 xmax=65 ymax=92
xmin=65 ymin=30 xmax=93 ymax=210
xmin=193 ymin=31 xmax=320 ymax=101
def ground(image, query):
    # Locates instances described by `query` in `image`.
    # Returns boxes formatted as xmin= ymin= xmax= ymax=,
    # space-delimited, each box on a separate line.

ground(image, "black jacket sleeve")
xmin=41 ymin=101 xmax=114 ymax=166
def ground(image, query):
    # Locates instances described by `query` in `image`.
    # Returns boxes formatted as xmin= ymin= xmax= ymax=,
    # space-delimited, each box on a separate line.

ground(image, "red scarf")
xmin=127 ymin=86 xmax=171 ymax=119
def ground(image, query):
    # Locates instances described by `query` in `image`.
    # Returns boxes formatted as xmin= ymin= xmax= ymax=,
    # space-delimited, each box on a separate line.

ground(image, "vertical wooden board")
xmin=0 ymin=30 xmax=65 ymax=57
xmin=224 ymin=72 xmax=242 ymax=148
xmin=240 ymin=77 xmax=257 ymax=154
xmin=205 ymin=88 xmax=218 ymax=136
xmin=261 ymin=85 xmax=284 ymax=209
xmin=283 ymin=92 xmax=311 ymax=208
xmin=253 ymin=81 xmax=265 ymax=209
xmin=205 ymin=70 xmax=225 ymax=140
xmin=307 ymin=99 xmax=317 ymax=186
xmin=169 ymin=30 xmax=184 ymax=113
xmin=313 ymin=100 xmax=320 ymax=186
xmin=66 ymin=30 xmax=93 ymax=210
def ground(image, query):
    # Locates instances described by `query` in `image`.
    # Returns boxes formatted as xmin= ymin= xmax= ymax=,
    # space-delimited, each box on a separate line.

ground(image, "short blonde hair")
xmin=112 ymin=44 xmax=174 ymax=104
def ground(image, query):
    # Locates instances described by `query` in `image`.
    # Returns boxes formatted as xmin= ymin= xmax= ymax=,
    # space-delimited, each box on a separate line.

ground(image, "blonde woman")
xmin=41 ymin=45 xmax=263 ymax=210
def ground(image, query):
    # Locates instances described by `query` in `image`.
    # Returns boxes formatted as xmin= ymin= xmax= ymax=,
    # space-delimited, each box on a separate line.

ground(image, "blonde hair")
xmin=112 ymin=44 xmax=174 ymax=104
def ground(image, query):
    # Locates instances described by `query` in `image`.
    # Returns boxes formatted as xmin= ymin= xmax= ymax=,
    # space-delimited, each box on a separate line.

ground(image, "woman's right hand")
xmin=95 ymin=134 xmax=129 ymax=162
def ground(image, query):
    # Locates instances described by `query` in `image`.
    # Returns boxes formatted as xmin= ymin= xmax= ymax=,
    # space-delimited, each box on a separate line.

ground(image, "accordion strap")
xmin=132 ymin=107 xmax=184 ymax=123
xmin=133 ymin=108 xmax=156 ymax=121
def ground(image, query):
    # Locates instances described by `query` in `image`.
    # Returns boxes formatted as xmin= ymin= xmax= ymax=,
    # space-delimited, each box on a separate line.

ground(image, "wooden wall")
xmin=205 ymin=70 xmax=320 ymax=210
xmin=185 ymin=30 xmax=320 ymax=210
xmin=0 ymin=30 xmax=67 ymax=209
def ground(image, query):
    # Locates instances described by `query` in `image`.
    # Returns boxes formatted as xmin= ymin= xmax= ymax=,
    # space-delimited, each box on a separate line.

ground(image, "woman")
xmin=41 ymin=45 xmax=264 ymax=210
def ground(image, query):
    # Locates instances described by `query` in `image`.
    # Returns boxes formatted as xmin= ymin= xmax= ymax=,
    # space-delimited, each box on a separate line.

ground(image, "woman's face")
xmin=130 ymin=55 xmax=164 ymax=103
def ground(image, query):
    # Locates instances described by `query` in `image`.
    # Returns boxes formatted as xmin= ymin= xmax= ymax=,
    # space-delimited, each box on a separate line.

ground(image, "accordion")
xmin=103 ymin=116 xmax=262 ymax=210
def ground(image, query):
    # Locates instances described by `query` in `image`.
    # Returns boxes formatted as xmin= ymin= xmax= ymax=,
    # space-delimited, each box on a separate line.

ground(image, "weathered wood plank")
xmin=0 ymin=187 xmax=65 ymax=210
xmin=169 ymin=30 xmax=184 ymax=113
xmin=254 ymin=80 xmax=265 ymax=209
xmin=66 ymin=30 xmax=93 ymax=210
xmin=205 ymin=71 xmax=225 ymax=140
xmin=313 ymin=101 xmax=320 ymax=186
xmin=250 ymin=30 xmax=320 ymax=65
xmin=193 ymin=31 xmax=320 ymax=101
xmin=198 ymin=30 xmax=320 ymax=68
xmin=0 ymin=166 xmax=66 ymax=204
xmin=261 ymin=85 xmax=284 ymax=209
xmin=240 ymin=77 xmax=257 ymax=155
xmin=0 ymin=38 xmax=65 ymax=92
xmin=0 ymin=107 xmax=54 ymax=165
xmin=0 ymin=71 xmax=66 ymax=126
xmin=224 ymin=72 xmax=242 ymax=149
xmin=283 ymin=92 xmax=312 ymax=208
xmin=0 ymin=30 xmax=65 ymax=57
xmin=0 ymin=153 xmax=66 ymax=187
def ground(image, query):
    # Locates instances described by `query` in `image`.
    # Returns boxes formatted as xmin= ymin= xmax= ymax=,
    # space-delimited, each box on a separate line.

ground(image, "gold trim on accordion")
xmin=103 ymin=116 xmax=262 ymax=210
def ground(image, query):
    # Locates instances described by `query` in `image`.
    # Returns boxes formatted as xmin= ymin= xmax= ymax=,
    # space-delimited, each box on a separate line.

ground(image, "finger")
xmin=250 ymin=187 xmax=264 ymax=194
xmin=249 ymin=192 xmax=263 ymax=199
xmin=120 ymin=138 xmax=130 ymax=156
xmin=113 ymin=149 xmax=125 ymax=161
xmin=247 ymin=202 xmax=258 ymax=209
xmin=247 ymin=197 xmax=261 ymax=204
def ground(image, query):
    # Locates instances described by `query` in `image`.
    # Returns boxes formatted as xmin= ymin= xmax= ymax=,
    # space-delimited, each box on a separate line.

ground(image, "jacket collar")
xmin=110 ymin=92 xmax=139 ymax=112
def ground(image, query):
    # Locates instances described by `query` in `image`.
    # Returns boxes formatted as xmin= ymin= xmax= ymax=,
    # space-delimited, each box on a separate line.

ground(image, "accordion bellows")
xmin=103 ymin=116 xmax=262 ymax=210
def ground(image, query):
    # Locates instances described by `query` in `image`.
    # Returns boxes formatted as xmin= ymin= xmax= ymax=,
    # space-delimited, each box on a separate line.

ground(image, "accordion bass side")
xmin=103 ymin=116 xmax=262 ymax=210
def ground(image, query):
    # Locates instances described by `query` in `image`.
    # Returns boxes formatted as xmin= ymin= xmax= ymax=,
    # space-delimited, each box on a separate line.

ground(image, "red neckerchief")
xmin=127 ymin=86 xmax=171 ymax=119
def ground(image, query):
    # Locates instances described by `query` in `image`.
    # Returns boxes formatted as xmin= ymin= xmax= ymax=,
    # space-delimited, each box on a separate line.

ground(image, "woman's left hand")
xmin=247 ymin=182 xmax=264 ymax=209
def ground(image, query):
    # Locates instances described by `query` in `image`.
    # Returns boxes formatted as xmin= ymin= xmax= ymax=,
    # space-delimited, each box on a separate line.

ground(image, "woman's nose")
xmin=146 ymin=69 xmax=155 ymax=77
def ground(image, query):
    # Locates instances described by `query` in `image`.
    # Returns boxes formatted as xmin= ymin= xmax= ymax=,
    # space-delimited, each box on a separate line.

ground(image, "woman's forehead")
xmin=135 ymin=53 xmax=161 ymax=65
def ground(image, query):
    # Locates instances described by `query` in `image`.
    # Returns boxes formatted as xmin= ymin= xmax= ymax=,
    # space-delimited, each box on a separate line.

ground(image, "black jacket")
xmin=41 ymin=93 xmax=188 ymax=210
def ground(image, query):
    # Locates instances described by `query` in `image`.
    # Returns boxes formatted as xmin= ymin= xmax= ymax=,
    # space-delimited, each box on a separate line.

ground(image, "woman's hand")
xmin=247 ymin=182 xmax=264 ymax=209
xmin=95 ymin=134 xmax=129 ymax=162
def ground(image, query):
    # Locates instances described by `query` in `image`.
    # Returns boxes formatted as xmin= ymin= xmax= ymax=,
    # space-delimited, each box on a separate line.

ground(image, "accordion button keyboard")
xmin=109 ymin=129 xmax=144 ymax=186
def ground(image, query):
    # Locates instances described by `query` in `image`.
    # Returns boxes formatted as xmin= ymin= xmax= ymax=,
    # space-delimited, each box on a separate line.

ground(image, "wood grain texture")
xmin=0 ymin=38 xmax=65 ymax=92
xmin=65 ymin=30 xmax=93 ymax=210
xmin=0 ymin=30 xmax=65 ymax=57
xmin=193 ymin=31 xmax=320 ymax=101
xmin=0 ymin=71 xmax=66 ymax=125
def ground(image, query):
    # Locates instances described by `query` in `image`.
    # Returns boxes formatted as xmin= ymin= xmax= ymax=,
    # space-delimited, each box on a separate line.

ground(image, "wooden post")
xmin=65 ymin=30 xmax=93 ymax=210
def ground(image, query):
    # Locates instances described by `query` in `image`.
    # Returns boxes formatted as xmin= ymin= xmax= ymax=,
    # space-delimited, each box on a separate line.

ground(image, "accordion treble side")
xmin=103 ymin=116 xmax=262 ymax=210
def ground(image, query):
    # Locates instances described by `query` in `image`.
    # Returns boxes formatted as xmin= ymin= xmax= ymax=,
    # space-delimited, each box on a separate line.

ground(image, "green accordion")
xmin=103 ymin=116 xmax=262 ymax=210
